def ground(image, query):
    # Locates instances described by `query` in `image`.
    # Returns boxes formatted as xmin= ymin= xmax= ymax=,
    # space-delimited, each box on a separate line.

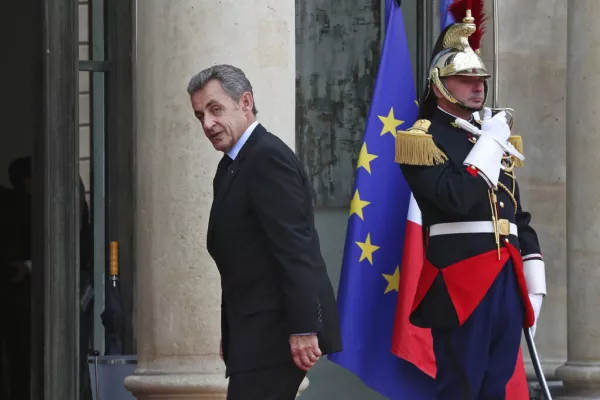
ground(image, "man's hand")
xmin=455 ymin=108 xmax=524 ymax=161
xmin=290 ymin=334 xmax=321 ymax=371
xmin=219 ymin=338 xmax=224 ymax=361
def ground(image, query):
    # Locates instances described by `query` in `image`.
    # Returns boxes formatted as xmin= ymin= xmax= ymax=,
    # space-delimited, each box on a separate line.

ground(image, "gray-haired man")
xmin=187 ymin=64 xmax=342 ymax=400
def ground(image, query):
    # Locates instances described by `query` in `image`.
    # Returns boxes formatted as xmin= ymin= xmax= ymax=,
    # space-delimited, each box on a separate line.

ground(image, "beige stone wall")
xmin=555 ymin=2 xmax=600 ymax=398
xmin=126 ymin=1 xmax=298 ymax=398
xmin=481 ymin=0 xmax=568 ymax=379
xmin=121 ymin=1 xmax=570 ymax=397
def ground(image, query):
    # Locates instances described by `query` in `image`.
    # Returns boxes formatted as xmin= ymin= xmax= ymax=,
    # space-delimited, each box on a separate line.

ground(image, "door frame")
xmin=32 ymin=0 xmax=80 ymax=398
xmin=105 ymin=0 xmax=136 ymax=355
xmin=32 ymin=0 xmax=136 ymax=397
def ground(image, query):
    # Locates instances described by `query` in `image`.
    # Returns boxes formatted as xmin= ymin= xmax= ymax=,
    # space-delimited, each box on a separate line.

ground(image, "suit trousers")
xmin=431 ymin=261 xmax=524 ymax=400
xmin=227 ymin=361 xmax=306 ymax=400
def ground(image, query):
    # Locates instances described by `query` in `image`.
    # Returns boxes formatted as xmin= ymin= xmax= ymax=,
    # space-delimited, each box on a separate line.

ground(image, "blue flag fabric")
xmin=327 ymin=1 xmax=436 ymax=398
xmin=441 ymin=0 xmax=456 ymax=31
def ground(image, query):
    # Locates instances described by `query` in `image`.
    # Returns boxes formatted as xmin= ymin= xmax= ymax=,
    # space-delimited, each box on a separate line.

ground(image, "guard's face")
xmin=191 ymin=79 xmax=254 ymax=153
xmin=445 ymin=76 xmax=485 ymax=109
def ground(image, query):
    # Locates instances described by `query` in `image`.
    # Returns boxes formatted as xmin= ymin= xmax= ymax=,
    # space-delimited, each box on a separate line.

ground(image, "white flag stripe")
xmin=407 ymin=193 xmax=422 ymax=225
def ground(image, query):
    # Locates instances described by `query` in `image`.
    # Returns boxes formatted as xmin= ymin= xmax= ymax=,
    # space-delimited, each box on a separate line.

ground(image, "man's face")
xmin=190 ymin=79 xmax=253 ymax=153
xmin=444 ymin=75 xmax=485 ymax=109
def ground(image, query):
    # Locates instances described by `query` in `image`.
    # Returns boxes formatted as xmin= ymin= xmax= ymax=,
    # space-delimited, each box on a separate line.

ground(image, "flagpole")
xmin=416 ymin=1 xmax=431 ymax=99
xmin=492 ymin=0 xmax=499 ymax=108
xmin=416 ymin=1 xmax=425 ymax=99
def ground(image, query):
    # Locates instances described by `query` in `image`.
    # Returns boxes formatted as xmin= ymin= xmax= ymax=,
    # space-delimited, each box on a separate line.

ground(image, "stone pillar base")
xmin=555 ymin=391 xmax=600 ymax=400
xmin=125 ymin=371 xmax=309 ymax=399
xmin=525 ymin=359 xmax=564 ymax=381
xmin=125 ymin=373 xmax=229 ymax=400
xmin=555 ymin=363 xmax=600 ymax=399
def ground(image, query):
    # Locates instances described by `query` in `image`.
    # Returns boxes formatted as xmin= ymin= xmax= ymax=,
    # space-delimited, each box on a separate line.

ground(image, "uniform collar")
xmin=436 ymin=106 xmax=475 ymax=124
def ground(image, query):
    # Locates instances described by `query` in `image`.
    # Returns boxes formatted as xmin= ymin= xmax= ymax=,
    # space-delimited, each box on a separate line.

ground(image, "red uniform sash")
xmin=412 ymin=242 xmax=534 ymax=328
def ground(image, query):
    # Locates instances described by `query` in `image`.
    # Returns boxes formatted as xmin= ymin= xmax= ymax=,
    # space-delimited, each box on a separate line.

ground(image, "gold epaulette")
xmin=508 ymin=135 xmax=524 ymax=167
xmin=394 ymin=119 xmax=448 ymax=166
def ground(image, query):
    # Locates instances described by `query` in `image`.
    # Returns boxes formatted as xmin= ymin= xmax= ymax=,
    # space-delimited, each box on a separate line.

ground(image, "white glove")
xmin=528 ymin=293 xmax=543 ymax=337
xmin=460 ymin=108 xmax=510 ymax=186
xmin=455 ymin=108 xmax=524 ymax=161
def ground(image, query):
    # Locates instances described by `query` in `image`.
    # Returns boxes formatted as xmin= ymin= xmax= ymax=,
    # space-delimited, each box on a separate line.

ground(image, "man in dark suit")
xmin=187 ymin=64 xmax=342 ymax=400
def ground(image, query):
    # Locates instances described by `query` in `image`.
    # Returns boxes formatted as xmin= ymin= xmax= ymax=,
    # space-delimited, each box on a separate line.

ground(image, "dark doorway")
xmin=0 ymin=0 xmax=134 ymax=399
xmin=0 ymin=0 xmax=83 ymax=397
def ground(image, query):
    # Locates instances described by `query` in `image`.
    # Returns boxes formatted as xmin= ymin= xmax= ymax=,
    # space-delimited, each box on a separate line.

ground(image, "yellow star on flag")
xmin=356 ymin=233 xmax=380 ymax=265
xmin=382 ymin=266 xmax=400 ymax=294
xmin=356 ymin=143 xmax=378 ymax=174
xmin=378 ymin=107 xmax=404 ymax=138
xmin=349 ymin=189 xmax=370 ymax=220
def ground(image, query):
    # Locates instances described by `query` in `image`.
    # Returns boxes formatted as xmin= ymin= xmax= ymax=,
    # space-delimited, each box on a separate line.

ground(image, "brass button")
xmin=500 ymin=201 xmax=504 ymax=208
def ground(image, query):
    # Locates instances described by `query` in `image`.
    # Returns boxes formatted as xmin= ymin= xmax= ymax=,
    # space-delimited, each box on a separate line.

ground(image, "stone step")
xmin=529 ymin=381 xmax=568 ymax=399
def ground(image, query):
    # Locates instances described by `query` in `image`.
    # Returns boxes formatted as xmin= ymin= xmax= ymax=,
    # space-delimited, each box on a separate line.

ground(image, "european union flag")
xmin=327 ymin=1 xmax=436 ymax=398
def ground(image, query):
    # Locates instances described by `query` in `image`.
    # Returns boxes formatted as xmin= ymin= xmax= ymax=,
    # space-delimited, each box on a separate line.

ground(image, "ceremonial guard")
xmin=394 ymin=1 xmax=547 ymax=399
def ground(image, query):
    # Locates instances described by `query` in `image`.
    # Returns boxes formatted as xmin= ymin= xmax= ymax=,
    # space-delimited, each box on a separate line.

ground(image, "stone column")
xmin=124 ymin=1 xmax=297 ymax=399
xmin=481 ymin=0 xmax=568 ymax=382
xmin=555 ymin=1 xmax=600 ymax=398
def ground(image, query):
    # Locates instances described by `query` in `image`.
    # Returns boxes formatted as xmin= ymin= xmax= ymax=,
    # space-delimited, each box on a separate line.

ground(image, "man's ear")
xmin=240 ymin=92 xmax=254 ymax=113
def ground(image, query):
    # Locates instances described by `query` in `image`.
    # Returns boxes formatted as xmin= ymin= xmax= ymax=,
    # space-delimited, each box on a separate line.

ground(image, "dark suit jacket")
xmin=207 ymin=123 xmax=342 ymax=376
